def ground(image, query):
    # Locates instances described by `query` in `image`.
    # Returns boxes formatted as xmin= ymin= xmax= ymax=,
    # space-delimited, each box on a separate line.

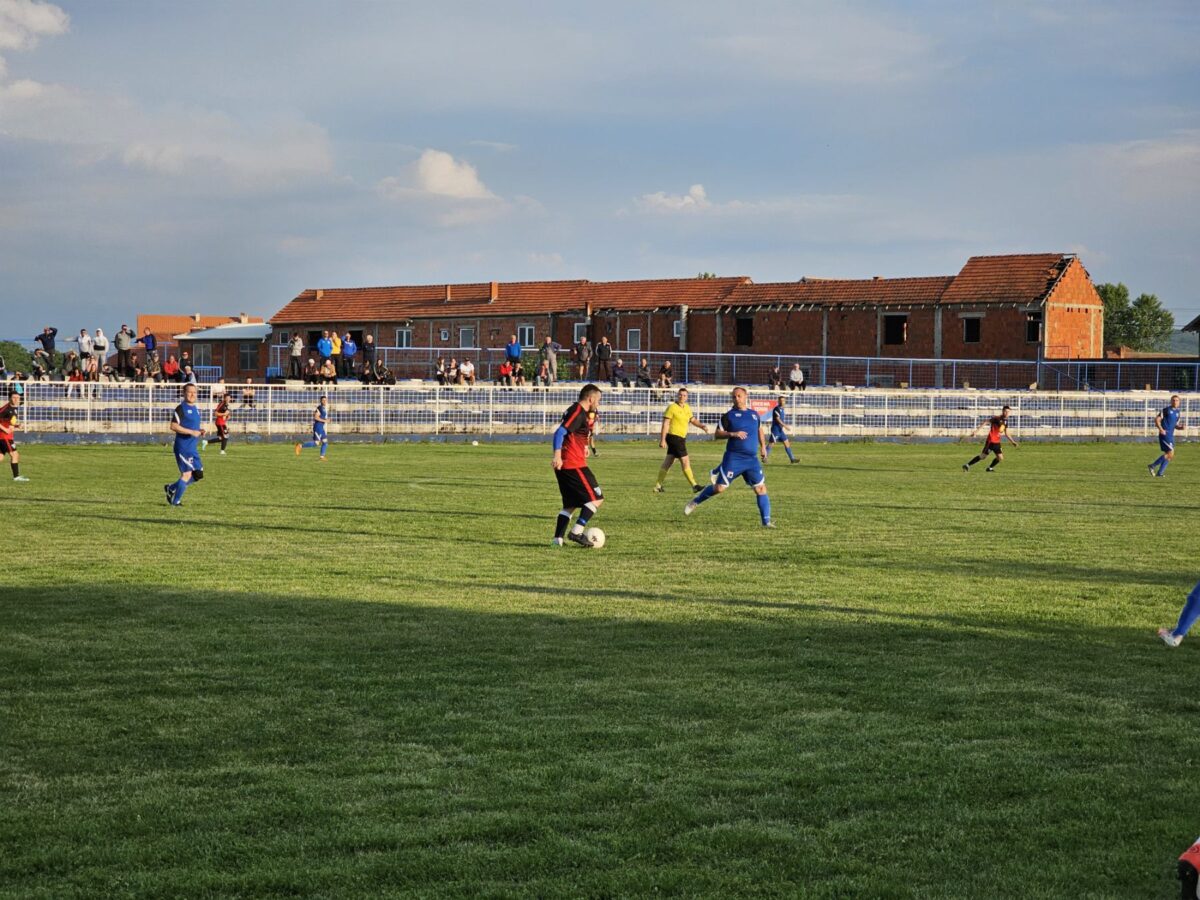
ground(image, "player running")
xmin=295 ymin=395 xmax=329 ymax=460
xmin=202 ymin=391 xmax=231 ymax=455
xmin=1157 ymin=579 xmax=1200 ymax=648
xmin=765 ymin=394 xmax=798 ymax=464
xmin=963 ymin=405 xmax=1018 ymax=472
xmin=165 ymin=382 xmax=206 ymax=506
xmin=1148 ymin=394 xmax=1185 ymax=477
xmin=0 ymin=390 xmax=29 ymax=482
xmin=684 ymin=386 xmax=773 ymax=527
xmin=654 ymin=387 xmax=709 ymax=493
xmin=551 ymin=383 xmax=604 ymax=547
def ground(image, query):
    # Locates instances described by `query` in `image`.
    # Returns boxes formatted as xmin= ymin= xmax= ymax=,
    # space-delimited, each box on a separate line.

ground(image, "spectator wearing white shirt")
xmin=788 ymin=364 xmax=805 ymax=391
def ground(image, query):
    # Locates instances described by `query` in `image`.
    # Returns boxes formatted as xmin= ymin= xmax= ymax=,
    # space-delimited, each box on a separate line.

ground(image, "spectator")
xmin=574 ymin=335 xmax=591 ymax=379
xmin=319 ymin=358 xmax=337 ymax=384
xmin=538 ymin=336 xmax=558 ymax=386
xmin=179 ymin=350 xmax=192 ymax=376
xmin=241 ymin=378 xmax=256 ymax=408
xmin=658 ymin=360 xmax=674 ymax=389
xmin=330 ymin=330 xmax=342 ymax=375
xmin=435 ymin=358 xmax=447 ymax=386
xmin=146 ymin=351 xmax=162 ymax=383
xmin=303 ymin=357 xmax=320 ymax=385
xmin=534 ymin=358 xmax=551 ymax=388
xmin=504 ymin=333 xmax=523 ymax=369
xmin=447 ymin=357 xmax=460 ymax=385
xmin=511 ymin=364 xmax=526 ymax=387
xmin=359 ymin=361 xmax=376 ymax=386
xmin=136 ymin=327 xmax=157 ymax=356
xmin=768 ymin=365 xmax=783 ymax=390
xmin=637 ymin=358 xmax=654 ymax=388
xmin=92 ymin=329 xmax=108 ymax=369
xmin=75 ymin=328 xmax=94 ymax=363
xmin=63 ymin=351 xmax=82 ymax=395
xmin=788 ymin=363 xmax=805 ymax=391
xmin=0 ymin=355 xmax=7 ymax=380
xmin=288 ymin=334 xmax=304 ymax=380
xmin=496 ymin=360 xmax=514 ymax=387
xmin=82 ymin=356 xmax=98 ymax=394
xmin=33 ymin=326 xmax=57 ymax=372
xmin=375 ymin=363 xmax=396 ymax=386
xmin=595 ymin=336 xmax=613 ymax=382
xmin=181 ymin=365 xmax=197 ymax=385
xmin=162 ymin=354 xmax=181 ymax=382
xmin=610 ymin=358 xmax=631 ymax=389
xmin=317 ymin=330 xmax=333 ymax=363
xmin=341 ymin=333 xmax=357 ymax=379
xmin=361 ymin=334 xmax=377 ymax=372
xmin=460 ymin=358 xmax=476 ymax=386
xmin=113 ymin=325 xmax=135 ymax=378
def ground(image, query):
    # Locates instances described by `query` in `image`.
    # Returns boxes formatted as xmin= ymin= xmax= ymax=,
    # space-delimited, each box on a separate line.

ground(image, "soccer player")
xmin=551 ymin=383 xmax=604 ymax=547
xmin=164 ymin=382 xmax=206 ymax=506
xmin=295 ymin=395 xmax=329 ymax=460
xmin=684 ymin=386 xmax=773 ymax=527
xmin=765 ymin=394 xmax=798 ymax=464
xmin=1148 ymin=394 xmax=1185 ymax=477
xmin=654 ymin=387 xmax=708 ymax=493
xmin=963 ymin=405 xmax=1018 ymax=472
xmin=0 ymin=390 xmax=30 ymax=482
xmin=203 ymin=391 xmax=231 ymax=455
xmin=1157 ymin=580 xmax=1200 ymax=648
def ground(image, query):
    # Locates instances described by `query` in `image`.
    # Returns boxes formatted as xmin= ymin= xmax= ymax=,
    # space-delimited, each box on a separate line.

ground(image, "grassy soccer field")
xmin=1 ymin=440 xmax=1196 ymax=897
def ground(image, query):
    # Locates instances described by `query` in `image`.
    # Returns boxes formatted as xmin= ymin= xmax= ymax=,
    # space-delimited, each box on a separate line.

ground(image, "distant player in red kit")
xmin=551 ymin=383 xmax=604 ymax=547
xmin=203 ymin=391 xmax=231 ymax=455
xmin=0 ymin=390 xmax=29 ymax=482
xmin=963 ymin=404 xmax=1018 ymax=472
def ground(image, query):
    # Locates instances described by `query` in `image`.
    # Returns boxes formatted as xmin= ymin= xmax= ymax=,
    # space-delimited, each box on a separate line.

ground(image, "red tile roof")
xmin=722 ymin=276 xmax=954 ymax=309
xmin=587 ymin=277 xmax=748 ymax=311
xmin=939 ymin=254 xmax=1069 ymax=305
xmin=139 ymin=314 xmax=264 ymax=341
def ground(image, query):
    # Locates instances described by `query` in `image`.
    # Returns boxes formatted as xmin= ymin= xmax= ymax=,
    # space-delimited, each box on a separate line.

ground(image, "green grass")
xmin=1 ymin=440 xmax=1197 ymax=897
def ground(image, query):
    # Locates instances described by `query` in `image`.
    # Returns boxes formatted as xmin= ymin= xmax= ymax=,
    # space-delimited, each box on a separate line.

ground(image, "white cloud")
xmin=636 ymin=184 xmax=711 ymax=213
xmin=0 ymin=0 xmax=67 ymax=79
xmin=469 ymin=139 xmax=517 ymax=152
xmin=414 ymin=148 xmax=496 ymax=199
xmin=375 ymin=149 xmax=508 ymax=226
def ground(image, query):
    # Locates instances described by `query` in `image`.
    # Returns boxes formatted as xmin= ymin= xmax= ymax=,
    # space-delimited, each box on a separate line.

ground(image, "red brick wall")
xmin=941 ymin=307 xmax=1040 ymax=360
xmin=826 ymin=310 xmax=877 ymax=357
xmin=1043 ymin=260 xmax=1104 ymax=359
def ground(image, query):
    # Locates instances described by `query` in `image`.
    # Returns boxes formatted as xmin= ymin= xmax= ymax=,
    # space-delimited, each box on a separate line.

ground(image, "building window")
xmin=439 ymin=328 xmax=450 ymax=342
xmin=277 ymin=331 xmax=289 ymax=345
xmin=239 ymin=342 xmax=257 ymax=371
xmin=883 ymin=314 xmax=907 ymax=345
xmin=962 ymin=317 xmax=982 ymax=344
xmin=573 ymin=322 xmax=588 ymax=344
xmin=192 ymin=344 xmax=212 ymax=367
xmin=1026 ymin=311 xmax=1043 ymax=343
xmin=395 ymin=328 xmax=413 ymax=348
xmin=735 ymin=317 xmax=754 ymax=347
xmin=672 ymin=319 xmax=683 ymax=338
xmin=626 ymin=328 xmax=641 ymax=351
xmin=459 ymin=327 xmax=476 ymax=348
xmin=517 ymin=324 xmax=535 ymax=347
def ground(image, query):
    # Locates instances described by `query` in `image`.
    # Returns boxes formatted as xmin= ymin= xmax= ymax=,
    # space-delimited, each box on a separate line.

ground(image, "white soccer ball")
xmin=584 ymin=527 xmax=606 ymax=549
xmin=471 ymin=440 xmax=479 ymax=446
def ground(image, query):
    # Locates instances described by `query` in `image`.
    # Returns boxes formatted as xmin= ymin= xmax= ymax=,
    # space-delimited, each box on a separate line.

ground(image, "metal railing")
xmin=5 ymin=380 xmax=1195 ymax=441
xmin=267 ymin=345 xmax=1200 ymax=392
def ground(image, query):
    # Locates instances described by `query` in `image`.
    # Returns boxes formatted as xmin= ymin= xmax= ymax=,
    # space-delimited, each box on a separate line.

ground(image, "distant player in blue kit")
xmin=765 ymin=394 xmax=797 ymax=464
xmin=295 ymin=395 xmax=329 ymax=460
xmin=164 ymin=382 xmax=206 ymax=506
xmin=684 ymin=386 xmax=773 ymax=527
xmin=1158 ymin=580 xmax=1200 ymax=648
xmin=1148 ymin=394 xmax=1185 ymax=477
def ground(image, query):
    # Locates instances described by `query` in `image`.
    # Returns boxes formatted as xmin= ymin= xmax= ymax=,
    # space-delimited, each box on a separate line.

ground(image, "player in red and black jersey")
xmin=0 ymin=390 xmax=29 ymax=482
xmin=963 ymin=404 xmax=1019 ymax=472
xmin=204 ymin=392 xmax=231 ymax=455
xmin=551 ymin=383 xmax=604 ymax=546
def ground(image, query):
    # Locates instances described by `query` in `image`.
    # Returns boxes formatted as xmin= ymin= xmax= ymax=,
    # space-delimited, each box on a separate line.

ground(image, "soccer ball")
xmin=583 ymin=527 xmax=606 ymax=549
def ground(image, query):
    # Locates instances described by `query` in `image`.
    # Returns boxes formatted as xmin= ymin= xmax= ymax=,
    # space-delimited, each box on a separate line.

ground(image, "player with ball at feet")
xmin=551 ymin=383 xmax=605 ymax=547
xmin=684 ymin=386 xmax=773 ymax=527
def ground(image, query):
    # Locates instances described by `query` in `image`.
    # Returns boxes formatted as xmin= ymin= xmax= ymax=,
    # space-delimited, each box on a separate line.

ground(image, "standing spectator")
xmin=637 ymin=358 xmax=653 ymax=388
xmin=329 ymin=330 xmax=342 ymax=375
xmin=317 ymin=330 xmax=333 ymax=363
xmin=32 ymin=326 xmax=57 ymax=372
xmin=505 ymin=334 xmax=523 ymax=370
xmin=538 ymin=336 xmax=558 ymax=387
xmin=114 ymin=325 xmax=135 ymax=378
xmin=162 ymin=354 xmax=181 ymax=382
xmin=75 ymin=328 xmax=94 ymax=364
xmin=788 ymin=363 xmax=805 ymax=391
xmin=341 ymin=333 xmax=357 ymax=378
xmin=595 ymin=336 xmax=613 ymax=383
xmin=768 ymin=365 xmax=783 ymax=390
xmin=288 ymin=334 xmax=304 ymax=380
xmin=658 ymin=360 xmax=674 ymax=389
xmin=136 ymin=327 xmax=157 ymax=357
xmin=610 ymin=358 xmax=631 ymax=388
xmin=361 ymin=334 xmax=377 ymax=373
xmin=460 ymin=358 xmax=476 ymax=386
xmin=574 ymin=335 xmax=591 ymax=380
xmin=92 ymin=329 xmax=108 ymax=370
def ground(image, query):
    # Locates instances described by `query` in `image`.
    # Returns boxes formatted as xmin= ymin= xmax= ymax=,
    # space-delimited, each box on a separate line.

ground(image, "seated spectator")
xmin=768 ymin=365 xmax=783 ymax=390
xmin=99 ymin=364 xmax=117 ymax=382
xmin=496 ymin=360 xmax=514 ymax=387
xmin=610 ymin=358 xmax=631 ymax=388
xmin=359 ymin=361 xmax=377 ymax=386
xmin=162 ymin=354 xmax=181 ymax=382
xmin=434 ymin=357 xmax=447 ymax=386
xmin=319 ymin=358 xmax=337 ymax=384
xmin=146 ymin=351 xmax=162 ymax=383
xmin=375 ymin=363 xmax=396 ymax=385
xmin=460 ymin=358 xmax=476 ymax=386
xmin=303 ymin=358 xmax=320 ymax=385
xmin=447 ymin=357 xmax=460 ymax=385
xmin=511 ymin=365 xmax=526 ymax=387
xmin=637 ymin=358 xmax=653 ymax=388
xmin=658 ymin=360 xmax=674 ymax=389
xmin=181 ymin=365 xmax=198 ymax=385
xmin=788 ymin=363 xmax=805 ymax=391
xmin=241 ymin=378 xmax=256 ymax=407
xmin=534 ymin=359 xmax=551 ymax=387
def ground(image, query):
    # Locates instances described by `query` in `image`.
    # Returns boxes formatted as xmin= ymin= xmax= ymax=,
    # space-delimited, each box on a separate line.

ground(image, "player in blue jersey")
xmin=1158 ymin=580 xmax=1200 ymax=648
xmin=164 ymin=382 xmax=207 ymax=506
xmin=765 ymin=394 xmax=797 ymax=464
xmin=295 ymin=395 xmax=329 ymax=460
xmin=683 ymin=386 xmax=773 ymax=527
xmin=1148 ymin=394 xmax=1185 ymax=477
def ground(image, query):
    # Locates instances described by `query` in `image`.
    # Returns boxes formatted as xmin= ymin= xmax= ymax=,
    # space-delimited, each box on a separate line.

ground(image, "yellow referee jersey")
xmin=663 ymin=401 xmax=694 ymax=438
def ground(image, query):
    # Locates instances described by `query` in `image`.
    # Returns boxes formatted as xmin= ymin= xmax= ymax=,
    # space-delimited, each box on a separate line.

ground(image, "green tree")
xmin=1097 ymin=282 xmax=1131 ymax=346
xmin=0 ymin=341 xmax=33 ymax=375
xmin=1096 ymin=283 xmax=1174 ymax=352
xmin=697 ymin=271 xmax=717 ymax=279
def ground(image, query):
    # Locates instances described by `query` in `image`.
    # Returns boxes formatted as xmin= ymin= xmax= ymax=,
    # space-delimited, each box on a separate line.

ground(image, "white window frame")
xmin=192 ymin=343 xmax=212 ymax=367
xmin=626 ymin=328 xmax=641 ymax=352
xmin=395 ymin=328 xmax=413 ymax=349
xmin=960 ymin=313 xmax=983 ymax=344
xmin=238 ymin=342 xmax=258 ymax=371
xmin=439 ymin=328 xmax=450 ymax=342
xmin=517 ymin=324 xmax=535 ymax=348
xmin=573 ymin=322 xmax=588 ymax=344
xmin=459 ymin=326 xmax=476 ymax=348
xmin=672 ymin=319 xmax=683 ymax=338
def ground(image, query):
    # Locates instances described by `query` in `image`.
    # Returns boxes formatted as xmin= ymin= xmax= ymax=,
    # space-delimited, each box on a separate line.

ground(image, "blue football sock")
xmin=1158 ymin=458 xmax=1170 ymax=476
xmin=1173 ymin=581 xmax=1200 ymax=638
xmin=172 ymin=478 xmax=188 ymax=503
xmin=320 ymin=441 xmax=327 ymax=458
xmin=785 ymin=446 xmax=796 ymax=462
xmin=756 ymin=492 xmax=771 ymax=524
xmin=693 ymin=484 xmax=716 ymax=505
xmin=1151 ymin=455 xmax=1165 ymax=470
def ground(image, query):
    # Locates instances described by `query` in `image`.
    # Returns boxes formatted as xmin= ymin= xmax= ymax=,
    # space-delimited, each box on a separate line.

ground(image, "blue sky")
xmin=1 ymin=0 xmax=1198 ymax=339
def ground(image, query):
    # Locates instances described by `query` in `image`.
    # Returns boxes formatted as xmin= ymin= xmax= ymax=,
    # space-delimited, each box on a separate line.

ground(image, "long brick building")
xmin=268 ymin=253 xmax=1103 ymax=371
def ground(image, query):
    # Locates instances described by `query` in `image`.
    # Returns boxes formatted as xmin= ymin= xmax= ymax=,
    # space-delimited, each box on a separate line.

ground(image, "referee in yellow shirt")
xmin=655 ymin=387 xmax=709 ymax=493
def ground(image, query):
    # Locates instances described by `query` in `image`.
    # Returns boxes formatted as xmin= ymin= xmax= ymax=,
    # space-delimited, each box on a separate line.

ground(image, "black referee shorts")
xmin=664 ymin=434 xmax=689 ymax=459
